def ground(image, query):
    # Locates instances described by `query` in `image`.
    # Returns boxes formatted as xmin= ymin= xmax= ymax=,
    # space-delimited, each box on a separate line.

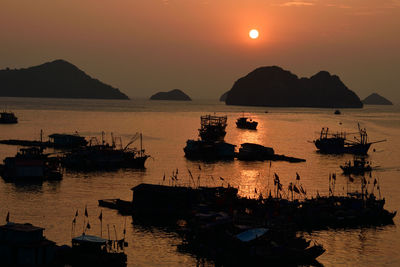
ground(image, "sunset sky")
xmin=1 ymin=0 xmax=399 ymax=101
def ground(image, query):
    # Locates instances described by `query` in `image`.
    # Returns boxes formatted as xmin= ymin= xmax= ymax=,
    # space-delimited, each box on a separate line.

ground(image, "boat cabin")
xmin=48 ymin=133 xmax=87 ymax=148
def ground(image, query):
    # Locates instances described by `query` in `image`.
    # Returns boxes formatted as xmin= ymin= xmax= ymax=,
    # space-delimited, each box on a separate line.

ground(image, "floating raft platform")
xmin=98 ymin=199 xmax=132 ymax=215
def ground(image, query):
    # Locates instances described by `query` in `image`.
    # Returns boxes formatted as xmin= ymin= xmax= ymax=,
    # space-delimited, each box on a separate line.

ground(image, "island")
xmin=0 ymin=59 xmax=129 ymax=99
xmin=362 ymin=93 xmax=393 ymax=105
xmin=219 ymin=91 xmax=229 ymax=102
xmin=150 ymin=89 xmax=192 ymax=101
xmin=224 ymin=66 xmax=363 ymax=108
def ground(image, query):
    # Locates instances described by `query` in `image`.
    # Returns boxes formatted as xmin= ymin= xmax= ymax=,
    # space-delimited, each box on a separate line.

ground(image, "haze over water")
xmin=0 ymin=97 xmax=399 ymax=266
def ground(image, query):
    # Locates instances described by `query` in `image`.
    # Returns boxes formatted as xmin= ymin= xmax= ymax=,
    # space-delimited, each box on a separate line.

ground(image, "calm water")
xmin=0 ymin=97 xmax=399 ymax=266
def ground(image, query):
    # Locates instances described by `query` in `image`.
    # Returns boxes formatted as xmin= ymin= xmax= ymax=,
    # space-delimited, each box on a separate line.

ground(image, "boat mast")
xmin=140 ymin=133 xmax=143 ymax=157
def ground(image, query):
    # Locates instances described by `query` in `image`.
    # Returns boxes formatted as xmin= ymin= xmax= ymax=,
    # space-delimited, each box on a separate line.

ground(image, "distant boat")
xmin=0 ymin=111 xmax=18 ymax=124
xmin=334 ymin=110 xmax=341 ymax=115
xmin=236 ymin=114 xmax=258 ymax=130
xmin=340 ymin=156 xmax=372 ymax=175
xmin=0 ymin=147 xmax=62 ymax=182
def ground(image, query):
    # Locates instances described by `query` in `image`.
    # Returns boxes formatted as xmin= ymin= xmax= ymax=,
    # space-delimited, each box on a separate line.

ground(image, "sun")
xmin=249 ymin=29 xmax=259 ymax=39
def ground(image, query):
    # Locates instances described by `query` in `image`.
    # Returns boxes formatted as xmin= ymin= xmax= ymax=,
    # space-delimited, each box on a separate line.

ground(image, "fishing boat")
xmin=340 ymin=157 xmax=372 ymax=174
xmin=314 ymin=124 xmax=385 ymax=155
xmin=334 ymin=110 xmax=341 ymax=115
xmin=0 ymin=111 xmax=18 ymax=124
xmin=236 ymin=114 xmax=258 ymax=130
xmin=199 ymin=115 xmax=227 ymax=142
xmin=184 ymin=114 xmax=235 ymax=160
xmin=66 ymin=234 xmax=127 ymax=267
xmin=59 ymin=208 xmax=128 ymax=267
xmin=0 ymin=147 xmax=62 ymax=182
xmin=62 ymin=132 xmax=149 ymax=170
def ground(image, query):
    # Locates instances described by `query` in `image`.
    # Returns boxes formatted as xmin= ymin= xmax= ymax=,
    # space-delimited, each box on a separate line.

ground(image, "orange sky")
xmin=0 ymin=0 xmax=399 ymax=101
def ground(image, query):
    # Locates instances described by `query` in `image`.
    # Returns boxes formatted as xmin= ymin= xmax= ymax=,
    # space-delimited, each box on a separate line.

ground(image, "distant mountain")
xmin=224 ymin=66 xmax=363 ymax=108
xmin=150 ymin=89 xmax=191 ymax=101
xmin=0 ymin=59 xmax=129 ymax=99
xmin=219 ymin=91 xmax=229 ymax=102
xmin=362 ymin=93 xmax=393 ymax=105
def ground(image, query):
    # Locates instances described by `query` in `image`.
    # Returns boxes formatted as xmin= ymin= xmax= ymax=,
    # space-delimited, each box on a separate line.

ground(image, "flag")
xmin=349 ymin=176 xmax=354 ymax=183
xmin=332 ymin=173 xmax=336 ymax=180
xmin=99 ymin=211 xmax=103 ymax=221
xmin=296 ymin=173 xmax=300 ymax=180
xmin=75 ymin=210 xmax=78 ymax=217
xmin=198 ymin=165 xmax=201 ymax=170
xmin=86 ymin=222 xmax=91 ymax=229
xmin=85 ymin=206 xmax=88 ymax=217
xmin=176 ymin=168 xmax=178 ymax=175
xmin=374 ymin=179 xmax=377 ymax=186
xmin=72 ymin=217 xmax=76 ymax=224
xmin=293 ymin=185 xmax=300 ymax=194
xmin=269 ymin=161 xmax=272 ymax=168
xmin=163 ymin=174 xmax=165 ymax=181
xmin=6 ymin=212 xmax=9 ymax=223
xmin=219 ymin=177 xmax=225 ymax=181
xmin=254 ymin=188 xmax=257 ymax=193
xmin=288 ymin=183 xmax=293 ymax=191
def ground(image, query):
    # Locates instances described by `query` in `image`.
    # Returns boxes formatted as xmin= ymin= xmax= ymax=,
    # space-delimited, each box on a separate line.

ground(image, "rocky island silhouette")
xmin=0 ymin=59 xmax=128 ymax=100
xmin=222 ymin=66 xmax=363 ymax=108
xmin=150 ymin=89 xmax=192 ymax=101
xmin=362 ymin=93 xmax=393 ymax=105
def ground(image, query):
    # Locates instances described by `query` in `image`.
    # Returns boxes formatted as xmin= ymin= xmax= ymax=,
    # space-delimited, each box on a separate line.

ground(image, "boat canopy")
xmin=236 ymin=228 xmax=269 ymax=242
xmin=72 ymin=234 xmax=107 ymax=244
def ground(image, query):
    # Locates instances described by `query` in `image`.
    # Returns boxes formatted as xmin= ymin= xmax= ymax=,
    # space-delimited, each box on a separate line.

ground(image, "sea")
xmin=0 ymin=97 xmax=399 ymax=266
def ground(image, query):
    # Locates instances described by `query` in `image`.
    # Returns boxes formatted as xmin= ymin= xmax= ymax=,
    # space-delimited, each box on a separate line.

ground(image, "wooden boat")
xmin=63 ymin=234 xmax=127 ymax=267
xmin=236 ymin=116 xmax=258 ymax=130
xmin=314 ymin=124 xmax=385 ymax=155
xmin=0 ymin=147 xmax=62 ymax=182
xmin=184 ymin=114 xmax=235 ymax=160
xmin=0 ymin=111 xmax=18 ymax=124
xmin=198 ymin=115 xmax=227 ymax=142
xmin=62 ymin=133 xmax=149 ymax=170
xmin=340 ymin=157 xmax=372 ymax=174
